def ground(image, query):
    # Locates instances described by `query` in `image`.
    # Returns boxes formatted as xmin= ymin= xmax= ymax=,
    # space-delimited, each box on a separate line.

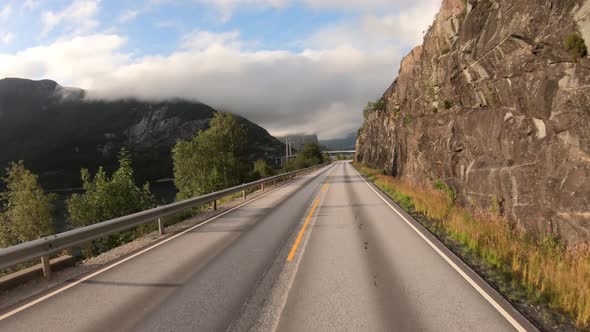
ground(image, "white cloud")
xmin=0 ymin=31 xmax=398 ymax=138
xmin=41 ymin=0 xmax=100 ymax=35
xmin=118 ymin=10 xmax=139 ymax=23
xmin=0 ymin=4 xmax=12 ymax=18
xmin=0 ymin=0 xmax=441 ymax=138
xmin=195 ymin=0 xmax=440 ymax=19
xmin=1 ymin=32 xmax=15 ymax=44
xmin=300 ymin=0 xmax=438 ymax=11
xmin=308 ymin=3 xmax=439 ymax=51
xmin=0 ymin=35 xmax=128 ymax=86
xmin=180 ymin=30 xmax=242 ymax=50
xmin=23 ymin=0 xmax=41 ymax=10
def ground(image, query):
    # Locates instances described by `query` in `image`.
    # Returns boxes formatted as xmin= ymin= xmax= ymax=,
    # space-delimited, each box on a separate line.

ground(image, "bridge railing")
xmin=0 ymin=164 xmax=328 ymax=274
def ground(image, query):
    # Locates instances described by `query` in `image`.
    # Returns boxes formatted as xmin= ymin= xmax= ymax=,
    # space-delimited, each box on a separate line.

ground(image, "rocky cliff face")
xmin=356 ymin=0 xmax=590 ymax=243
xmin=0 ymin=78 xmax=284 ymax=189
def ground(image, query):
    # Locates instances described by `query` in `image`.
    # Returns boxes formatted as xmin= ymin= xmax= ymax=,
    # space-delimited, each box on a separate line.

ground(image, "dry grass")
xmin=354 ymin=163 xmax=590 ymax=328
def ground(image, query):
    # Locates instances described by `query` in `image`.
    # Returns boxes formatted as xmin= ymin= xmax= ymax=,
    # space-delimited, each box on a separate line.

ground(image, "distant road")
xmin=323 ymin=150 xmax=356 ymax=154
xmin=0 ymin=162 xmax=535 ymax=331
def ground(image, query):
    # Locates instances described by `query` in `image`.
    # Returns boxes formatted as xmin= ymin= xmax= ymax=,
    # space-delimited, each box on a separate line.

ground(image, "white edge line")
xmin=0 ymin=172 xmax=319 ymax=322
xmin=350 ymin=165 xmax=527 ymax=332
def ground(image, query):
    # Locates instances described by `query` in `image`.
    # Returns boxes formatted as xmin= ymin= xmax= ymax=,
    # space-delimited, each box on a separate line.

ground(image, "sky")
xmin=0 ymin=0 xmax=441 ymax=139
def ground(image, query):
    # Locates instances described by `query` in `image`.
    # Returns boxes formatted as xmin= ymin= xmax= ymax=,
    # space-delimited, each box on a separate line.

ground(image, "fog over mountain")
xmin=0 ymin=0 xmax=440 ymax=139
xmin=0 ymin=77 xmax=284 ymax=189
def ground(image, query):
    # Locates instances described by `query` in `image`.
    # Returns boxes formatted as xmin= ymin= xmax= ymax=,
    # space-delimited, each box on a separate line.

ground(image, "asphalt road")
xmin=0 ymin=162 xmax=535 ymax=331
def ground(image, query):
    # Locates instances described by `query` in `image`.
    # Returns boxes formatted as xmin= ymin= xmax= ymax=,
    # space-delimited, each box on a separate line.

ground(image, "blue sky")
xmin=0 ymin=0 xmax=440 ymax=138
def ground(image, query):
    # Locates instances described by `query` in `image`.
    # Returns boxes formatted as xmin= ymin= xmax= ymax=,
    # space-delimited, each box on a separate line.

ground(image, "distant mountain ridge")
xmin=319 ymin=132 xmax=357 ymax=151
xmin=276 ymin=134 xmax=319 ymax=150
xmin=277 ymin=132 xmax=357 ymax=151
xmin=0 ymin=78 xmax=284 ymax=189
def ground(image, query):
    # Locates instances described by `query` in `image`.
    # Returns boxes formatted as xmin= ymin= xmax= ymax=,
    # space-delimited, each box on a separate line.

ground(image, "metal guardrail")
xmin=0 ymin=164 xmax=327 ymax=274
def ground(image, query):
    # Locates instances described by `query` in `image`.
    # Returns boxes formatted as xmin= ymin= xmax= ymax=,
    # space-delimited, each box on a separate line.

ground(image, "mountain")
xmin=277 ymin=134 xmax=319 ymax=150
xmin=355 ymin=0 xmax=590 ymax=243
xmin=319 ymin=132 xmax=357 ymax=151
xmin=0 ymin=78 xmax=284 ymax=189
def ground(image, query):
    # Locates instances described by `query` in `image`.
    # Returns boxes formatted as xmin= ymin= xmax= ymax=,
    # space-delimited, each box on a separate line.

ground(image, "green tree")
xmin=0 ymin=161 xmax=56 ymax=247
xmin=250 ymin=159 xmax=274 ymax=181
xmin=66 ymin=149 xmax=155 ymax=256
xmin=67 ymin=149 xmax=155 ymax=229
xmin=291 ymin=143 xmax=324 ymax=169
xmin=173 ymin=113 xmax=248 ymax=200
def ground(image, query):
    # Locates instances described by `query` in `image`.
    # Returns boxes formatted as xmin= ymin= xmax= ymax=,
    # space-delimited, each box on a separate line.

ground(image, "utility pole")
xmin=285 ymin=138 xmax=289 ymax=165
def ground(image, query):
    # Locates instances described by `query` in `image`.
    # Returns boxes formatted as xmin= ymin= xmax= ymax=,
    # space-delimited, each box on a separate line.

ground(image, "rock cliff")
xmin=356 ymin=0 xmax=590 ymax=243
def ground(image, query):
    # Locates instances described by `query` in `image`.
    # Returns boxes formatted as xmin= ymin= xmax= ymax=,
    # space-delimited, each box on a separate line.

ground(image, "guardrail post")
xmin=242 ymin=190 xmax=246 ymax=199
xmin=41 ymin=256 xmax=51 ymax=279
xmin=261 ymin=183 xmax=265 ymax=192
xmin=213 ymin=199 xmax=217 ymax=211
xmin=158 ymin=218 xmax=165 ymax=235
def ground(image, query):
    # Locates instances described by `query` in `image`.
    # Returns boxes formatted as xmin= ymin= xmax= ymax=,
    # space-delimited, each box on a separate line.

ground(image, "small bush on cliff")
xmin=565 ymin=33 xmax=588 ymax=60
xmin=363 ymin=97 xmax=386 ymax=119
xmin=423 ymin=80 xmax=436 ymax=101
xmin=444 ymin=100 xmax=452 ymax=109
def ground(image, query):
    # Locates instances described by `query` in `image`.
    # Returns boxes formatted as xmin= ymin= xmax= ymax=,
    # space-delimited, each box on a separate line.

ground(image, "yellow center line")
xmin=287 ymin=182 xmax=329 ymax=262
xmin=287 ymin=198 xmax=320 ymax=261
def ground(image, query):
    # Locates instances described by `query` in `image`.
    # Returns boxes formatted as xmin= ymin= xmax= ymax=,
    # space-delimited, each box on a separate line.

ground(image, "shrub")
xmin=67 ymin=149 xmax=156 ymax=256
xmin=433 ymin=179 xmax=456 ymax=204
xmin=250 ymin=159 xmax=274 ymax=181
xmin=423 ymin=80 xmax=436 ymax=100
xmin=444 ymin=100 xmax=452 ymax=109
xmin=0 ymin=162 xmax=56 ymax=247
xmin=363 ymin=97 xmax=387 ymax=119
xmin=432 ymin=107 xmax=438 ymax=113
xmin=565 ymin=33 xmax=588 ymax=59
xmin=490 ymin=196 xmax=501 ymax=214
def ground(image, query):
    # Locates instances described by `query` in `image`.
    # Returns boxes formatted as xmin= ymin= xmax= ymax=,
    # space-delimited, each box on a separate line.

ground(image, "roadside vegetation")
xmin=251 ymin=159 xmax=275 ymax=180
xmin=66 ymin=149 xmax=156 ymax=257
xmin=0 ymin=162 xmax=56 ymax=247
xmin=353 ymin=163 xmax=590 ymax=329
xmin=173 ymin=113 xmax=250 ymax=200
xmin=0 ymin=111 xmax=326 ymax=279
xmin=282 ymin=142 xmax=325 ymax=172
